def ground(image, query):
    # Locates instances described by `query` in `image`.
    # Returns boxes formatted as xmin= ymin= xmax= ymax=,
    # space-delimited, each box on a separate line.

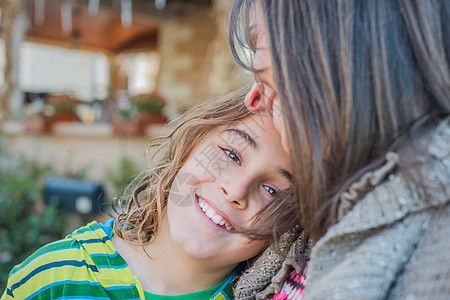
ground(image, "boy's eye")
xmin=220 ymin=147 xmax=241 ymax=166
xmin=263 ymin=185 xmax=278 ymax=196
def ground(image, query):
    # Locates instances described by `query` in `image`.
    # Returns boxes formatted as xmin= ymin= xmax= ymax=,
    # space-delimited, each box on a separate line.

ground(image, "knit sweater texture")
xmin=234 ymin=224 xmax=310 ymax=300
xmin=305 ymin=117 xmax=450 ymax=299
xmin=235 ymin=117 xmax=450 ymax=299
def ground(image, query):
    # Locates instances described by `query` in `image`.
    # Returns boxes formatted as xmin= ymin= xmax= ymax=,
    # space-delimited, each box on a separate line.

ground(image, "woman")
xmin=228 ymin=1 xmax=450 ymax=299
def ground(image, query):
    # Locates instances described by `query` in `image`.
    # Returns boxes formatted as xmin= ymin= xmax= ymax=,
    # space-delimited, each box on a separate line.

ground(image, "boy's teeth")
xmin=205 ymin=209 xmax=216 ymax=218
xmin=197 ymin=195 xmax=233 ymax=230
xmin=211 ymin=215 xmax=222 ymax=224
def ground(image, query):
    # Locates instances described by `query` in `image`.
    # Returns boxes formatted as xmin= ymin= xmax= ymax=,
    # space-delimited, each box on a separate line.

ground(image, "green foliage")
xmin=133 ymin=98 xmax=165 ymax=114
xmin=50 ymin=102 xmax=76 ymax=113
xmin=0 ymin=136 xmax=68 ymax=290
xmin=61 ymin=159 xmax=91 ymax=180
xmin=105 ymin=156 xmax=141 ymax=202
xmin=114 ymin=105 xmax=138 ymax=121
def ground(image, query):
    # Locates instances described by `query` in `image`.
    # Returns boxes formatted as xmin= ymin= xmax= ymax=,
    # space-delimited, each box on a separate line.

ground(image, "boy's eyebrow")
xmin=224 ymin=128 xmax=293 ymax=182
xmin=223 ymin=128 xmax=257 ymax=149
xmin=278 ymin=168 xmax=293 ymax=183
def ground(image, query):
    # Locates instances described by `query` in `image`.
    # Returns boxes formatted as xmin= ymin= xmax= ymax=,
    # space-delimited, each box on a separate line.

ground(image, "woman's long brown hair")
xmin=229 ymin=0 xmax=450 ymax=241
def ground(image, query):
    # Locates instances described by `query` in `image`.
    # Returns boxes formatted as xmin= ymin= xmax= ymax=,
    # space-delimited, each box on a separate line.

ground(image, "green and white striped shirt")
xmin=2 ymin=219 xmax=235 ymax=300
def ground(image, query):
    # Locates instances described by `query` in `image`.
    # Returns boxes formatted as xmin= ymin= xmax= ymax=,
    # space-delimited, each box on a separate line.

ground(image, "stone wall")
xmin=208 ymin=0 xmax=253 ymax=94
xmin=157 ymin=1 xmax=251 ymax=116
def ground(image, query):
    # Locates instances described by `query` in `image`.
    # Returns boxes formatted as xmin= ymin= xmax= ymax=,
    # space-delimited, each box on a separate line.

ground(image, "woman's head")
xmin=114 ymin=87 xmax=293 ymax=265
xmin=229 ymin=0 xmax=450 ymax=240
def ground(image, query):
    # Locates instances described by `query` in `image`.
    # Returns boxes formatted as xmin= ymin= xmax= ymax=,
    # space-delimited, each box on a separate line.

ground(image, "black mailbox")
xmin=44 ymin=177 xmax=106 ymax=215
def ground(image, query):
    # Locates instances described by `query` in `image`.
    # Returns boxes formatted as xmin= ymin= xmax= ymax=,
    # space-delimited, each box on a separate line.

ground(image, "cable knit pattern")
xmin=235 ymin=227 xmax=310 ymax=300
xmin=304 ymin=117 xmax=450 ymax=300
xmin=338 ymin=152 xmax=400 ymax=220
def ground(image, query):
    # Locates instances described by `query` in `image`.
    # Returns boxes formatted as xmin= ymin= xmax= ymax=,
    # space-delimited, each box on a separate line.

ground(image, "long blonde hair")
xmin=113 ymin=87 xmax=252 ymax=245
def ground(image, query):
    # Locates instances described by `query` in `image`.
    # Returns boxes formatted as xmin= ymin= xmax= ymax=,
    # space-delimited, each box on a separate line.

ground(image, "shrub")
xmin=0 ymin=136 xmax=67 ymax=290
xmin=105 ymin=156 xmax=141 ymax=203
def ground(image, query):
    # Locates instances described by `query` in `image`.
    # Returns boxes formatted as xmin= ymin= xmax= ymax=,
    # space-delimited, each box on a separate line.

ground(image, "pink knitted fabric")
xmin=273 ymin=263 xmax=308 ymax=300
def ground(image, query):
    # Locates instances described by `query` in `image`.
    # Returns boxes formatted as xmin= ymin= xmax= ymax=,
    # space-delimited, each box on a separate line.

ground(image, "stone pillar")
xmin=0 ymin=0 xmax=26 ymax=122
xmin=157 ymin=1 xmax=252 ymax=118
xmin=208 ymin=0 xmax=252 ymax=94
xmin=157 ymin=6 xmax=218 ymax=114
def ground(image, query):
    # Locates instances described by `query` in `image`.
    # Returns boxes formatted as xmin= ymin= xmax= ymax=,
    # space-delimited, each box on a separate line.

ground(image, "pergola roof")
xmin=23 ymin=0 xmax=209 ymax=53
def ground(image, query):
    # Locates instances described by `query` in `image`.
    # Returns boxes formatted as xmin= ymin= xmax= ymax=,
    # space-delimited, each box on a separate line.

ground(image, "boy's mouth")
xmin=195 ymin=195 xmax=235 ymax=232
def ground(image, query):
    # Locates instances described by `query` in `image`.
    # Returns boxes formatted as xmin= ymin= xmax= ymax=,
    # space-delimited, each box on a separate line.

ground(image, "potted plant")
xmin=111 ymin=95 xmax=141 ymax=135
xmin=111 ymin=92 xmax=168 ymax=135
xmin=132 ymin=92 xmax=168 ymax=132
xmin=45 ymin=94 xmax=78 ymax=128
xmin=23 ymin=96 xmax=51 ymax=133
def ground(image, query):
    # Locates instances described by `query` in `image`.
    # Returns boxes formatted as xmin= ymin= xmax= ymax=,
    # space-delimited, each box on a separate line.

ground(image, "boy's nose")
xmin=219 ymin=180 xmax=249 ymax=210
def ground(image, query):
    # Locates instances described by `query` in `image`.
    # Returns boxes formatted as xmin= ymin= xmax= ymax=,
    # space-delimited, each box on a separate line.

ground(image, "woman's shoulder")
xmin=388 ymin=201 xmax=450 ymax=299
xmin=335 ymin=116 xmax=450 ymax=231
xmin=305 ymin=118 xmax=450 ymax=299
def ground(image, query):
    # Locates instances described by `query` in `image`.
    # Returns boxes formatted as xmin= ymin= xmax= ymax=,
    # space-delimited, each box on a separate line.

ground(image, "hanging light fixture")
xmin=88 ymin=0 xmax=100 ymax=16
xmin=120 ymin=0 xmax=132 ymax=28
xmin=61 ymin=0 xmax=73 ymax=34
xmin=34 ymin=0 xmax=46 ymax=25
xmin=155 ymin=0 xmax=166 ymax=10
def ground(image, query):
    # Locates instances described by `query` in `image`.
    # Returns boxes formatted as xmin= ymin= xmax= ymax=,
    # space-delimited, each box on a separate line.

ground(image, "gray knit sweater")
xmin=305 ymin=117 xmax=450 ymax=299
xmin=235 ymin=117 xmax=450 ymax=299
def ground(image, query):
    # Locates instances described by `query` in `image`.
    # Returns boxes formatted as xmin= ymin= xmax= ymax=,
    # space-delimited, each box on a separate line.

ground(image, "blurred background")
xmin=0 ymin=0 xmax=251 ymax=287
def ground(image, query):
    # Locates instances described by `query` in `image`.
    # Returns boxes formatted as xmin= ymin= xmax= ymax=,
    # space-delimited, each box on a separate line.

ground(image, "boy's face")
xmin=164 ymin=115 xmax=292 ymax=271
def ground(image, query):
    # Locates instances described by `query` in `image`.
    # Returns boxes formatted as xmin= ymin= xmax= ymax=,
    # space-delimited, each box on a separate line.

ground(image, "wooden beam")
xmin=25 ymin=0 xmax=159 ymax=53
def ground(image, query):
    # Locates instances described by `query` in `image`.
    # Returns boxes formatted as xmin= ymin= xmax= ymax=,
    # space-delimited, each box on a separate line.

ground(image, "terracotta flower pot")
xmin=112 ymin=119 xmax=141 ymax=135
xmin=138 ymin=112 xmax=168 ymax=134
xmin=50 ymin=113 xmax=77 ymax=123
xmin=24 ymin=116 xmax=51 ymax=133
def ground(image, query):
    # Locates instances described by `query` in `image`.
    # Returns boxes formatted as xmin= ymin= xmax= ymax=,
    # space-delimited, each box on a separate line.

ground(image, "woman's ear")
xmin=245 ymin=82 xmax=266 ymax=113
